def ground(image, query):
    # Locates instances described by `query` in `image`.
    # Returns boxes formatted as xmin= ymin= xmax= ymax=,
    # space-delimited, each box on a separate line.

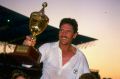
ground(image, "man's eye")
xmin=67 ymin=30 xmax=71 ymax=33
xmin=59 ymin=29 xmax=73 ymax=33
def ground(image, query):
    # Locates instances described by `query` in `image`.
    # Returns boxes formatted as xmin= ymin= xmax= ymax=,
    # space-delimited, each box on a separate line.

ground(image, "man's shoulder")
xmin=72 ymin=44 xmax=83 ymax=54
xmin=76 ymin=48 xmax=85 ymax=57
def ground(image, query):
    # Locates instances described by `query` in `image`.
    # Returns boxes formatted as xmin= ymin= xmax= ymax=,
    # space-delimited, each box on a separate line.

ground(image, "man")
xmin=23 ymin=18 xmax=90 ymax=79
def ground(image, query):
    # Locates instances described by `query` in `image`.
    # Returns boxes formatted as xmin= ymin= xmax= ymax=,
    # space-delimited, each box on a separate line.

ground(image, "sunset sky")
xmin=1 ymin=0 xmax=120 ymax=79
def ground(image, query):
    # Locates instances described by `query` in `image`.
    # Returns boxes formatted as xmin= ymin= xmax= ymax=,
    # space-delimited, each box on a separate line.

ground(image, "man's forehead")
xmin=60 ymin=24 xmax=73 ymax=29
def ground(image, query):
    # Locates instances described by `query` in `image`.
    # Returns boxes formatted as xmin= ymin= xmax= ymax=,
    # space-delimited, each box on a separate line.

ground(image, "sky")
xmin=0 ymin=0 xmax=120 ymax=79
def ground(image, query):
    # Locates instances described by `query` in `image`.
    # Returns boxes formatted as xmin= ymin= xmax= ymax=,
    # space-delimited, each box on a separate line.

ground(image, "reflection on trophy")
xmin=29 ymin=2 xmax=49 ymax=39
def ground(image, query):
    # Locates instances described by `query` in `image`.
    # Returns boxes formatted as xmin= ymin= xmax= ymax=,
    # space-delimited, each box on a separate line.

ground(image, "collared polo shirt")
xmin=39 ymin=41 xmax=90 ymax=79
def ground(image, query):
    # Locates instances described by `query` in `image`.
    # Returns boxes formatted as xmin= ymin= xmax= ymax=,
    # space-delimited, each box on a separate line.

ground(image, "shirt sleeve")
xmin=38 ymin=43 xmax=51 ymax=62
xmin=83 ymin=54 xmax=90 ymax=73
xmin=76 ymin=50 xmax=90 ymax=79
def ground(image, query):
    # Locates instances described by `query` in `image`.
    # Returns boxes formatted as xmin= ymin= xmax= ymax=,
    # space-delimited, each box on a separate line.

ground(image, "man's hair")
xmin=59 ymin=18 xmax=78 ymax=33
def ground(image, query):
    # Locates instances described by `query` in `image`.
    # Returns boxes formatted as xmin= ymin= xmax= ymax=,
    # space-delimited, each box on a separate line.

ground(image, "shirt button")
xmin=73 ymin=69 xmax=78 ymax=74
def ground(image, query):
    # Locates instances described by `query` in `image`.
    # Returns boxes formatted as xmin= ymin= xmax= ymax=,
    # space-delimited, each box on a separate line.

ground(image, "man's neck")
xmin=59 ymin=43 xmax=72 ymax=52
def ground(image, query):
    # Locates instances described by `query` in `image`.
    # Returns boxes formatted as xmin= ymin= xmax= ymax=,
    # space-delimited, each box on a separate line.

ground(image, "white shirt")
xmin=39 ymin=41 xmax=90 ymax=79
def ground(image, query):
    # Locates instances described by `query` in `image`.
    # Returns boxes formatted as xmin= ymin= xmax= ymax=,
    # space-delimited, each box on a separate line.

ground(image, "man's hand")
xmin=23 ymin=36 xmax=36 ymax=47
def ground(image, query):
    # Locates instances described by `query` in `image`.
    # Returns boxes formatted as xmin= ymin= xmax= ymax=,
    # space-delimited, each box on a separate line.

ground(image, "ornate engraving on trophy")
xmin=15 ymin=45 xmax=29 ymax=53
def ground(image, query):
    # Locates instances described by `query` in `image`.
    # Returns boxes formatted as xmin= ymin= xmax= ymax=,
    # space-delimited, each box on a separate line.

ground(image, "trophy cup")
xmin=29 ymin=2 xmax=49 ymax=40
xmin=13 ymin=2 xmax=49 ymax=65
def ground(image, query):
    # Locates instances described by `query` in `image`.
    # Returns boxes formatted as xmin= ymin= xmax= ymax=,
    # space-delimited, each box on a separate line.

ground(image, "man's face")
xmin=59 ymin=23 xmax=77 ymax=45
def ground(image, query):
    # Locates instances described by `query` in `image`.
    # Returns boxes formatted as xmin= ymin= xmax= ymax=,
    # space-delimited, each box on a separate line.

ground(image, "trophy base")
xmin=9 ymin=45 xmax=40 ymax=65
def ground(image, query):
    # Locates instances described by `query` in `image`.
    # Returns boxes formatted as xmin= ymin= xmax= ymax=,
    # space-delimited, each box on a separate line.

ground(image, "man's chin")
xmin=59 ymin=41 xmax=69 ymax=45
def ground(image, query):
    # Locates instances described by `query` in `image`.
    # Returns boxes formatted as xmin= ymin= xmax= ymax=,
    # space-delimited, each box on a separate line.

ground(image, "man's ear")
xmin=73 ymin=32 xmax=78 ymax=39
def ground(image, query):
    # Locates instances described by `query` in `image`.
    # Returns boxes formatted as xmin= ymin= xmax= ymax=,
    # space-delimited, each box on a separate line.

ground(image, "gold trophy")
xmin=29 ymin=2 xmax=49 ymax=39
xmin=13 ymin=2 xmax=49 ymax=65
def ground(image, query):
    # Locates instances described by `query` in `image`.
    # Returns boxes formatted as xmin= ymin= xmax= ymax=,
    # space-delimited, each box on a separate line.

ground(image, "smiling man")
xmin=23 ymin=18 xmax=90 ymax=79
